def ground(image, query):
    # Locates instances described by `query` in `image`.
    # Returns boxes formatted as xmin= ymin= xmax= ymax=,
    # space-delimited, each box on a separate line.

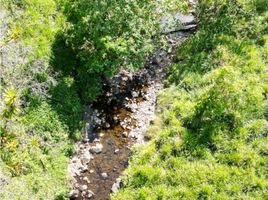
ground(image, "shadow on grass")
xmin=48 ymin=32 xmax=83 ymax=141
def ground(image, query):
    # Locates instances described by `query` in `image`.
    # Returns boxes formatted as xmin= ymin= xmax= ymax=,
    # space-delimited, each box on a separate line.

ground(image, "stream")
xmin=68 ymin=2 xmax=197 ymax=199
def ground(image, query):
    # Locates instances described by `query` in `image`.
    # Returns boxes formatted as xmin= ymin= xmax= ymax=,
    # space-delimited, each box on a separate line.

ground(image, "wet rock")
xmin=101 ymin=172 xmax=108 ymax=179
xmin=81 ymin=191 xmax=87 ymax=196
xmin=90 ymin=143 xmax=103 ymax=154
xmin=152 ymin=56 xmax=161 ymax=65
xmin=93 ymin=116 xmax=102 ymax=126
xmin=105 ymin=122 xmax=110 ymax=128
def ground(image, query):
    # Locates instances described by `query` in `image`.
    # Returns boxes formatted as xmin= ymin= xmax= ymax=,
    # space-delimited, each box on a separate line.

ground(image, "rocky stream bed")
xmin=68 ymin=2 xmax=197 ymax=199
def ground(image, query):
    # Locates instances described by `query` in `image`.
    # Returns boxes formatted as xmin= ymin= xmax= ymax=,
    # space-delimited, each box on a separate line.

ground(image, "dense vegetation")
xmin=52 ymin=0 xmax=188 ymax=101
xmin=0 ymin=0 xmax=82 ymax=199
xmin=113 ymin=0 xmax=268 ymax=199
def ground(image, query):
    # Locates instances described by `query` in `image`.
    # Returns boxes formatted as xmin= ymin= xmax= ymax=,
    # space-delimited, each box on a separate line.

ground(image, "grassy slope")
xmin=112 ymin=1 xmax=268 ymax=199
xmin=0 ymin=1 xmax=82 ymax=199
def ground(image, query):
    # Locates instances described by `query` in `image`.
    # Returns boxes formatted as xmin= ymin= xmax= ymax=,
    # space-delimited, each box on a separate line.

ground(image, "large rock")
xmin=161 ymin=12 xmax=196 ymax=34
xmin=68 ymin=157 xmax=87 ymax=176
xmin=90 ymin=143 xmax=103 ymax=154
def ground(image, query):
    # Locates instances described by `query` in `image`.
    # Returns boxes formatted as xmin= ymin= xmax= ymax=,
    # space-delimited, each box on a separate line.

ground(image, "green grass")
xmin=112 ymin=1 xmax=268 ymax=199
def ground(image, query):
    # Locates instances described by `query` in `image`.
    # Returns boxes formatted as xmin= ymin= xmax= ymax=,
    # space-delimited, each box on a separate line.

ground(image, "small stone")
xmin=83 ymin=138 xmax=90 ymax=143
xmin=81 ymin=191 xmax=87 ymax=196
xmin=90 ymin=143 xmax=103 ymax=154
xmin=81 ymin=151 xmax=92 ymax=164
xmin=69 ymin=189 xmax=79 ymax=198
xmin=105 ymin=122 xmax=110 ymax=128
xmin=122 ymin=132 xmax=128 ymax=137
xmin=99 ymin=133 xmax=105 ymax=137
xmin=89 ymin=169 xmax=94 ymax=173
xmin=83 ymin=177 xmax=90 ymax=183
xmin=79 ymin=184 xmax=88 ymax=191
xmin=152 ymin=56 xmax=161 ymax=65
xmin=129 ymin=132 xmax=136 ymax=138
xmin=111 ymin=178 xmax=121 ymax=193
xmin=114 ymin=149 xmax=119 ymax=154
xmin=131 ymin=91 xmax=139 ymax=98
xmin=159 ymin=51 xmax=167 ymax=57
xmin=132 ymin=104 xmax=138 ymax=110
xmin=80 ymin=166 xmax=88 ymax=173
xmin=87 ymin=190 xmax=94 ymax=198
xmin=101 ymin=172 xmax=108 ymax=179
xmin=122 ymin=76 xmax=129 ymax=82
xmin=74 ymin=183 xmax=79 ymax=189
xmin=121 ymin=123 xmax=127 ymax=129
xmin=93 ymin=138 xmax=100 ymax=142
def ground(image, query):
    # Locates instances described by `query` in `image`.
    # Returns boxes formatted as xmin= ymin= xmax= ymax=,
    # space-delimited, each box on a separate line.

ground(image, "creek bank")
xmin=68 ymin=2 xmax=197 ymax=200
xmin=68 ymin=35 xmax=190 ymax=200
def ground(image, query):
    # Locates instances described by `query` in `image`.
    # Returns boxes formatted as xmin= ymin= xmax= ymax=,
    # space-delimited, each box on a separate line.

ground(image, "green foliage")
xmin=53 ymin=0 xmax=188 ymax=101
xmin=113 ymin=1 xmax=268 ymax=199
xmin=2 ymin=88 xmax=20 ymax=119
xmin=3 ymin=0 xmax=65 ymax=58
xmin=0 ymin=1 xmax=81 ymax=199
